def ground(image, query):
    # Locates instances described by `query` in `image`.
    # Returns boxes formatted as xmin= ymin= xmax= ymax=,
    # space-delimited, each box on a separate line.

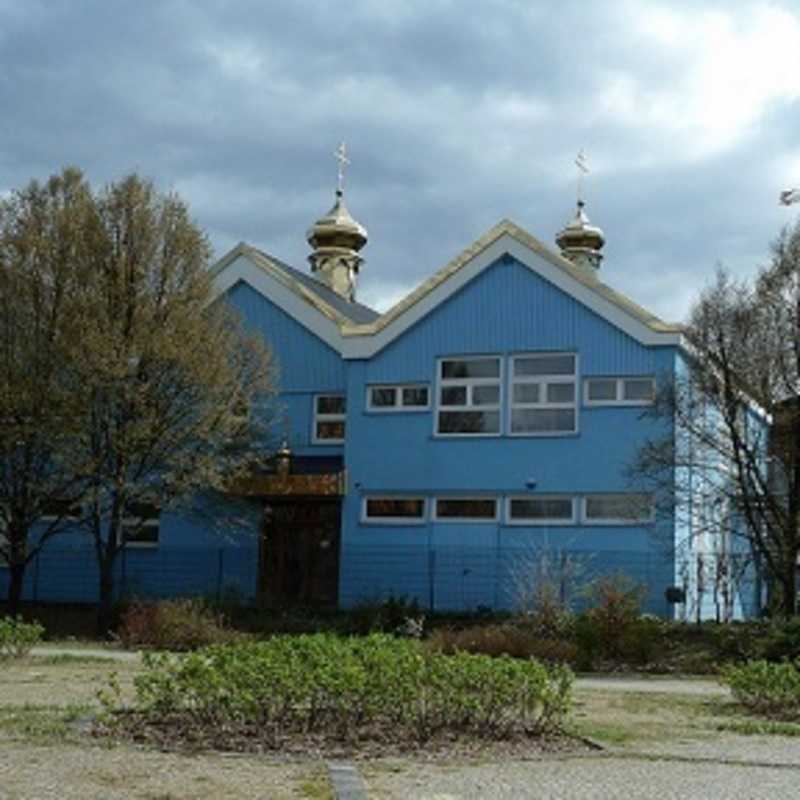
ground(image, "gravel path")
xmin=363 ymin=752 xmax=800 ymax=799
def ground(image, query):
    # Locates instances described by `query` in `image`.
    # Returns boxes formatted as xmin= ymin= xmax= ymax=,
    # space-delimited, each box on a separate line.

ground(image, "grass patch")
xmin=0 ymin=703 xmax=90 ymax=744
xmin=297 ymin=771 xmax=334 ymax=800
xmin=713 ymin=718 xmax=800 ymax=736
xmin=30 ymin=653 xmax=118 ymax=666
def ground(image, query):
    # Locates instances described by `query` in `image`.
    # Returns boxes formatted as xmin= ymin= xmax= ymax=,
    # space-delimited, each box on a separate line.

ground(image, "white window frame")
xmin=433 ymin=496 xmax=499 ymax=523
xmin=505 ymin=495 xmax=577 ymax=526
xmin=580 ymin=494 xmax=654 ymax=525
xmin=435 ymin=356 xmax=503 ymax=437
xmin=366 ymin=384 xmax=430 ymax=413
xmin=118 ymin=512 xmax=160 ymax=549
xmin=508 ymin=352 xmax=578 ymax=437
xmin=312 ymin=393 xmax=346 ymax=444
xmin=583 ymin=376 xmax=656 ymax=407
xmin=361 ymin=496 xmax=428 ymax=525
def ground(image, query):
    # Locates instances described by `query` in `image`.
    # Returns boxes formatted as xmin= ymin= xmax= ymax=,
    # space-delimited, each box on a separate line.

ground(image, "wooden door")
xmin=260 ymin=499 xmax=341 ymax=608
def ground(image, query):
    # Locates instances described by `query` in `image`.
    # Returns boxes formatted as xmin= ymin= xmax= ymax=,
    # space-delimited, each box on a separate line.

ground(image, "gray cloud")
xmin=2 ymin=0 xmax=799 ymax=323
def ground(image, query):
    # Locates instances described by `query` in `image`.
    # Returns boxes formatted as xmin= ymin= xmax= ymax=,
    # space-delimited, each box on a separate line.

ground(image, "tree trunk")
xmin=6 ymin=562 xmax=26 ymax=617
xmin=96 ymin=559 xmax=116 ymax=638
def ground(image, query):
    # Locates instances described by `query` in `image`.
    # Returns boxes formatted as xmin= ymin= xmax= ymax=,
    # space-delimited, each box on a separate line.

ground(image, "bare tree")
xmin=631 ymin=221 xmax=800 ymax=618
xmin=0 ymin=169 xmax=94 ymax=614
xmin=0 ymin=168 xmax=276 ymax=632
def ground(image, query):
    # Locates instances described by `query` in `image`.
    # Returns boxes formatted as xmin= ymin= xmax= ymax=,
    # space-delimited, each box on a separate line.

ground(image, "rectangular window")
xmin=121 ymin=503 xmax=160 ymax=548
xmin=507 ymin=496 xmax=576 ymax=525
xmin=582 ymin=494 xmax=653 ymax=524
xmin=40 ymin=499 xmax=82 ymax=521
xmin=510 ymin=353 xmax=577 ymax=435
xmin=313 ymin=394 xmax=346 ymax=443
xmin=436 ymin=357 xmax=501 ymax=435
xmin=434 ymin=497 xmax=498 ymax=521
xmin=367 ymin=384 xmax=429 ymax=412
xmin=584 ymin=377 xmax=655 ymax=406
xmin=363 ymin=497 xmax=426 ymax=524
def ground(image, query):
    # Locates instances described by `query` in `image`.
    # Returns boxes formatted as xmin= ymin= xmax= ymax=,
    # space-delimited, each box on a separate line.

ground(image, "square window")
xmin=587 ymin=379 xmax=617 ymax=402
xmin=623 ymin=378 xmax=655 ymax=402
xmin=370 ymin=387 xmax=397 ymax=407
xmin=402 ymin=386 xmax=429 ymax=407
xmin=546 ymin=383 xmax=575 ymax=403
xmin=472 ymin=385 xmax=500 ymax=406
xmin=440 ymin=386 xmax=467 ymax=406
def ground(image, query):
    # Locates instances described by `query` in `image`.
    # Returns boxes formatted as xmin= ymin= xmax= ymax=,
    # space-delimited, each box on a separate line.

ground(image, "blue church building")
xmin=2 ymin=171 xmax=762 ymax=620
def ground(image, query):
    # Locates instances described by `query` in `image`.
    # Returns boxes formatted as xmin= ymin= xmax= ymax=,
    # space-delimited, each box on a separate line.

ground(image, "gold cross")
xmin=334 ymin=141 xmax=350 ymax=193
xmin=575 ymin=149 xmax=589 ymax=203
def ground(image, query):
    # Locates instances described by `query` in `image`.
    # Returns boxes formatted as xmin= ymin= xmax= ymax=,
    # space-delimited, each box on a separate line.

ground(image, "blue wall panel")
xmin=225 ymin=280 xmax=346 ymax=457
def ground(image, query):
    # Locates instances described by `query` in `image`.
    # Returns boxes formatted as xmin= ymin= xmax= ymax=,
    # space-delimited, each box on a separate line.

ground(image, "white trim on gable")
xmin=342 ymin=234 xmax=683 ymax=358
xmin=212 ymin=253 xmax=346 ymax=354
xmin=210 ymin=224 xmax=685 ymax=363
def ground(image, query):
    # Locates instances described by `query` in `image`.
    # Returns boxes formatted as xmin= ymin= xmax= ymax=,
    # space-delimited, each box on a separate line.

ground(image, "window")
xmin=507 ymin=496 xmax=576 ymax=525
xmin=313 ymin=394 xmax=346 ymax=443
xmin=584 ymin=377 xmax=655 ymax=406
xmin=41 ymin=499 xmax=81 ymax=522
xmin=582 ymin=494 xmax=653 ymax=524
xmin=434 ymin=497 xmax=498 ymax=521
xmin=510 ymin=353 xmax=577 ymax=435
xmin=363 ymin=497 xmax=426 ymax=524
xmin=121 ymin=503 xmax=160 ymax=547
xmin=367 ymin=384 xmax=429 ymax=412
xmin=436 ymin=357 xmax=501 ymax=435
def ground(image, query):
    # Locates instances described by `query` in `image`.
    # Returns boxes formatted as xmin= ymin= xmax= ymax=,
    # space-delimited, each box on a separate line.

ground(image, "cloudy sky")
xmin=2 ymin=0 xmax=799 ymax=322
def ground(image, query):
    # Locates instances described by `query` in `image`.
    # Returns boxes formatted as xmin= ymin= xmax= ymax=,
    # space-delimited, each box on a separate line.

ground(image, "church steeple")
xmin=306 ymin=143 xmax=368 ymax=302
xmin=555 ymin=150 xmax=605 ymax=272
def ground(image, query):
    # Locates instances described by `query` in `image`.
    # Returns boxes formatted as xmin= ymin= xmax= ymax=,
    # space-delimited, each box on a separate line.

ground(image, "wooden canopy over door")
xmin=260 ymin=498 xmax=342 ymax=608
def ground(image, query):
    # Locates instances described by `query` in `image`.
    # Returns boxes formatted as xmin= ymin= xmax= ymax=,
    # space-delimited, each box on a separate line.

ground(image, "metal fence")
xmin=0 ymin=542 xmax=763 ymax=619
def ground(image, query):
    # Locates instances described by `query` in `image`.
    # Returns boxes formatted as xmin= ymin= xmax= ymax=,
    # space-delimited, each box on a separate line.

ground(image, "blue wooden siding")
xmin=341 ymin=255 xmax=679 ymax=615
xmin=0 ymin=500 xmax=262 ymax=605
xmin=225 ymin=279 xmax=346 ymax=456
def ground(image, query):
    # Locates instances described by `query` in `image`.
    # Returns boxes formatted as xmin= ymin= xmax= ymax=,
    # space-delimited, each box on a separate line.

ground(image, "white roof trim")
xmin=212 ymin=253 xmax=345 ymax=354
xmin=342 ymin=234 xmax=683 ymax=359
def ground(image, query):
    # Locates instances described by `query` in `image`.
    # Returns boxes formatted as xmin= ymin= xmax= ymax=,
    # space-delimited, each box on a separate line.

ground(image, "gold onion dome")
xmin=555 ymin=200 xmax=605 ymax=271
xmin=306 ymin=189 xmax=368 ymax=252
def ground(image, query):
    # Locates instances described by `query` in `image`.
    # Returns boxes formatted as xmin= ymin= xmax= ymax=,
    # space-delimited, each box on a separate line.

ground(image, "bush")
xmin=117 ymin=598 xmax=237 ymax=651
xmin=123 ymin=634 xmax=573 ymax=747
xmin=0 ymin=615 xmax=44 ymax=659
xmin=573 ymin=574 xmax=664 ymax=668
xmin=721 ymin=659 xmax=800 ymax=720
xmin=427 ymin=623 xmax=578 ymax=665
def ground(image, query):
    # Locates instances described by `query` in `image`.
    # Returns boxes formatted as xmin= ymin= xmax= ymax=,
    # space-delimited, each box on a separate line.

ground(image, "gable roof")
xmin=211 ymin=219 xmax=685 ymax=359
xmin=211 ymin=242 xmax=379 ymax=326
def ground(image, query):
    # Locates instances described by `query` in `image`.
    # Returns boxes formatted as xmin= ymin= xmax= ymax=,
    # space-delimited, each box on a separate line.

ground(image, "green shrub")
xmin=0 ymin=615 xmax=45 ymax=659
xmin=117 ymin=598 xmax=237 ymax=651
xmin=125 ymin=633 xmax=573 ymax=746
xmin=721 ymin=659 xmax=800 ymax=720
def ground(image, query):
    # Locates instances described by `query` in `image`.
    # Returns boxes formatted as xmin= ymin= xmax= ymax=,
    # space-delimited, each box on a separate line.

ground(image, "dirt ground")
xmin=0 ymin=654 xmax=332 ymax=799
